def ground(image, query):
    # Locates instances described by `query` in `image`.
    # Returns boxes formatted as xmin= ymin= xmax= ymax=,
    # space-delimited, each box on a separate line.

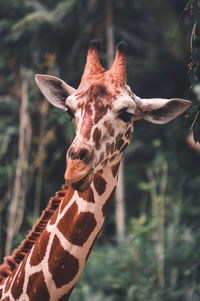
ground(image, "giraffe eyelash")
xmin=118 ymin=109 xmax=135 ymax=122
xmin=65 ymin=107 xmax=75 ymax=119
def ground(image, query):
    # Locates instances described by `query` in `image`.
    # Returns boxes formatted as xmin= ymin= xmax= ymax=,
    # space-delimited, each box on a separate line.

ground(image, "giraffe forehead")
xmin=80 ymin=84 xmax=114 ymax=105
xmin=72 ymin=84 xmax=135 ymax=114
xmin=69 ymin=83 xmax=118 ymax=109
xmin=71 ymin=85 xmax=115 ymax=128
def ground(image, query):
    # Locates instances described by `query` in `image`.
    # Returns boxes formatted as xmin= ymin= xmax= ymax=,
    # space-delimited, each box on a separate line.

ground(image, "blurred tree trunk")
xmin=106 ymin=0 xmax=125 ymax=241
xmin=147 ymin=160 xmax=168 ymax=294
xmin=33 ymin=101 xmax=49 ymax=218
xmin=0 ymin=192 xmax=10 ymax=261
xmin=106 ymin=0 xmax=114 ymax=68
xmin=5 ymin=68 xmax=32 ymax=256
xmin=33 ymin=53 xmax=55 ymax=218
xmin=115 ymin=161 xmax=125 ymax=240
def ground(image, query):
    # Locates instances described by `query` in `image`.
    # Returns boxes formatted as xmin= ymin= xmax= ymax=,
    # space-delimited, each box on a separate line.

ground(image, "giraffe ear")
xmin=35 ymin=74 xmax=76 ymax=110
xmin=139 ymin=98 xmax=191 ymax=124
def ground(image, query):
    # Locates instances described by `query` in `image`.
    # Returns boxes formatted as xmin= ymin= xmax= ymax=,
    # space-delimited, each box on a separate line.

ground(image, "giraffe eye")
xmin=65 ymin=107 xmax=75 ymax=119
xmin=118 ymin=111 xmax=135 ymax=122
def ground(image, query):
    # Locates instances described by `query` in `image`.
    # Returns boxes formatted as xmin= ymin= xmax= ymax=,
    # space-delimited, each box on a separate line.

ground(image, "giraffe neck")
xmin=0 ymin=162 xmax=120 ymax=300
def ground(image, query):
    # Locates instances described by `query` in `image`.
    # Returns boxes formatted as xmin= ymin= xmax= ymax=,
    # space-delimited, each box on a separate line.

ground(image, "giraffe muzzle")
xmin=65 ymin=145 xmax=94 ymax=191
xmin=64 ymin=159 xmax=94 ymax=192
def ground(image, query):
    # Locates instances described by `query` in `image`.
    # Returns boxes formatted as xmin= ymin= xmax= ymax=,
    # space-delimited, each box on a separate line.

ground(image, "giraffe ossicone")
xmin=0 ymin=39 xmax=191 ymax=300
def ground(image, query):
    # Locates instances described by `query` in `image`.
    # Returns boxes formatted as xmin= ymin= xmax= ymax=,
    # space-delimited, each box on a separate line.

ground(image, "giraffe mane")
xmin=0 ymin=183 xmax=69 ymax=284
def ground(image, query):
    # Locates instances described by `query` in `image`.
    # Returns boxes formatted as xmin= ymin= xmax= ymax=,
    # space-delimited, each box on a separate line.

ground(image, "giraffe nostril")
xmin=79 ymin=149 xmax=89 ymax=161
xmin=68 ymin=146 xmax=91 ymax=162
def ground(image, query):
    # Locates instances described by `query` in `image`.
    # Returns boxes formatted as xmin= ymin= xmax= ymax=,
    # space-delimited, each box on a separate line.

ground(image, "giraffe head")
xmin=35 ymin=40 xmax=190 ymax=192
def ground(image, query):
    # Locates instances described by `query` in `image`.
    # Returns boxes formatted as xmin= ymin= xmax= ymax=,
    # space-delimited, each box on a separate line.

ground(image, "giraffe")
xmin=0 ymin=39 xmax=191 ymax=300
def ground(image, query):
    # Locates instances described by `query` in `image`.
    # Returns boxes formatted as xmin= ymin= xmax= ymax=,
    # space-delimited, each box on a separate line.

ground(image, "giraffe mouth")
xmin=71 ymin=170 xmax=94 ymax=192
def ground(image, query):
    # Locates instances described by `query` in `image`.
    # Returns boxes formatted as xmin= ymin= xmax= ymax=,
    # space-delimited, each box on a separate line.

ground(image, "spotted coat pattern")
xmin=0 ymin=40 xmax=135 ymax=300
xmin=0 ymin=167 xmax=120 ymax=300
xmin=0 ymin=38 xmax=192 ymax=300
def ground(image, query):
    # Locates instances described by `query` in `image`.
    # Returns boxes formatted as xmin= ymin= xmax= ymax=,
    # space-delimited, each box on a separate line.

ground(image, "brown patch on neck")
xmin=0 ymin=184 xmax=69 ymax=284
xmin=78 ymin=187 xmax=95 ymax=203
xmin=27 ymin=271 xmax=50 ymax=300
xmin=102 ymin=186 xmax=116 ymax=217
xmin=11 ymin=259 xmax=26 ymax=300
xmin=4 ymin=267 xmax=17 ymax=294
xmin=60 ymin=186 xmax=75 ymax=213
xmin=48 ymin=235 xmax=79 ymax=288
xmin=111 ymin=161 xmax=121 ymax=178
xmin=57 ymin=202 xmax=97 ymax=246
xmin=93 ymin=172 xmax=107 ymax=195
xmin=29 ymin=231 xmax=51 ymax=266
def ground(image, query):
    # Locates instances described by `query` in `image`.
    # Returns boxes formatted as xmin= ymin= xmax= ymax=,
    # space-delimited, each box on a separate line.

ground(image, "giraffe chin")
xmin=71 ymin=170 xmax=93 ymax=192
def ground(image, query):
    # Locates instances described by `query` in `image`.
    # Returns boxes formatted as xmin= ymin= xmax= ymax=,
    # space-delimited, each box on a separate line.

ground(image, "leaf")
xmin=137 ymin=182 xmax=152 ymax=191
xmin=193 ymin=118 xmax=200 ymax=143
xmin=13 ymin=11 xmax=52 ymax=31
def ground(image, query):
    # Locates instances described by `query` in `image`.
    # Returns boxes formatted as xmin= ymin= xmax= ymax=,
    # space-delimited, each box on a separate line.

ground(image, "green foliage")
xmin=189 ymin=0 xmax=200 ymax=87
xmin=193 ymin=112 xmax=200 ymax=143
xmin=13 ymin=0 xmax=77 ymax=30
xmin=188 ymin=0 xmax=200 ymax=142
xmin=72 ymin=153 xmax=200 ymax=301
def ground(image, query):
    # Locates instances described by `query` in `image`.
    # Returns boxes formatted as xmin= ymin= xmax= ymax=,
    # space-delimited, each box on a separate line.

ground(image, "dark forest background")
xmin=0 ymin=0 xmax=200 ymax=300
